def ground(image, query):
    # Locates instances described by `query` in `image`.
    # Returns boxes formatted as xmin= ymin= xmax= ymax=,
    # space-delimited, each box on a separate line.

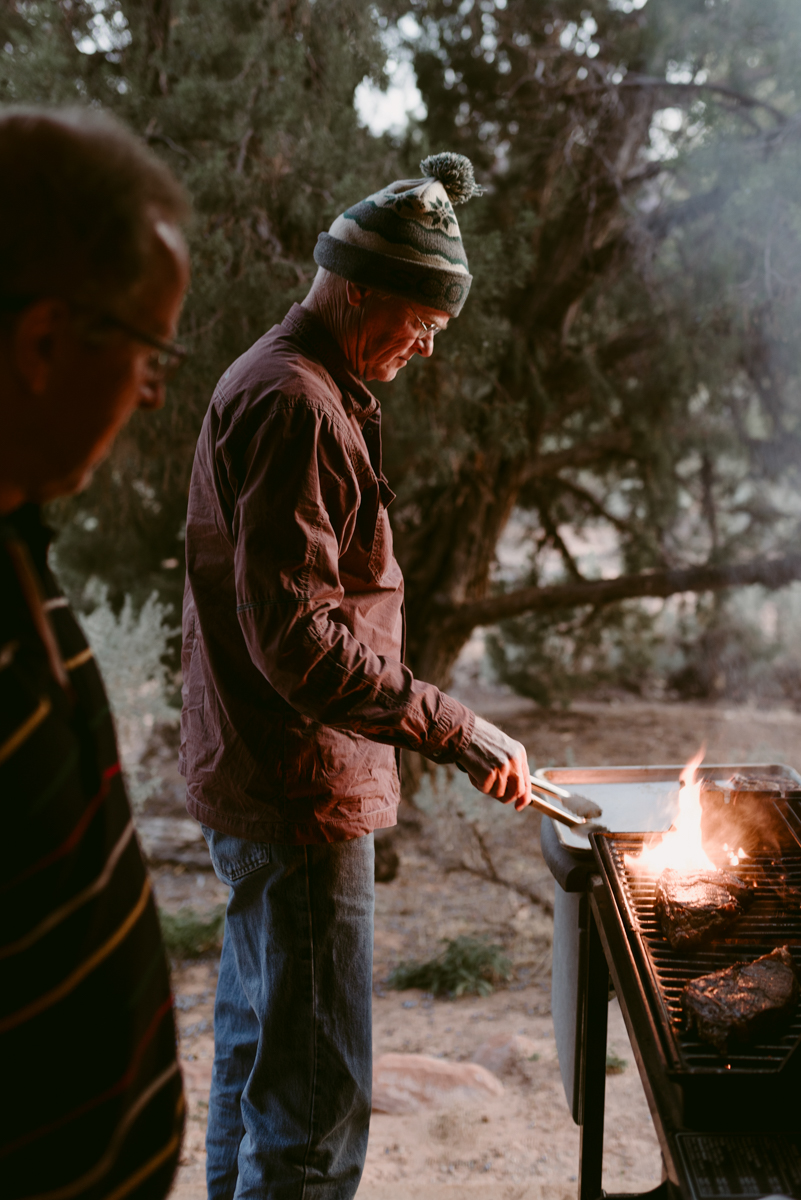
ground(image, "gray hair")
xmin=305 ymin=266 xmax=397 ymax=308
xmin=0 ymin=106 xmax=188 ymax=316
xmin=305 ymin=266 xmax=348 ymax=305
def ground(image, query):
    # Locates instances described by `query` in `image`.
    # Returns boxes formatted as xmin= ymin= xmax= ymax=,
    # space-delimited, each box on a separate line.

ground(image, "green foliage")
xmin=1 ymin=0 xmax=392 ymax=614
xmin=605 ymin=1051 xmax=628 ymax=1076
xmin=387 ymin=935 xmax=512 ymax=997
xmin=75 ymin=583 xmax=179 ymax=806
xmin=383 ymin=0 xmax=801 ymax=692
xmin=5 ymin=0 xmax=801 ymax=702
xmin=488 ymin=601 xmax=661 ymax=708
xmin=159 ymin=904 xmax=225 ymax=959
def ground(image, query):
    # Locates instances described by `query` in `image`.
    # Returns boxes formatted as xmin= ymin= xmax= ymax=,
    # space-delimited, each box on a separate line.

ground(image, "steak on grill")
xmin=655 ymin=868 xmax=754 ymax=950
xmin=682 ymin=946 xmax=799 ymax=1054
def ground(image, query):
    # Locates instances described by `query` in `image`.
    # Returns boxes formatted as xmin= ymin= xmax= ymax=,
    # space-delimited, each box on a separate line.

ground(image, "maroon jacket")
xmin=180 ymin=304 xmax=475 ymax=843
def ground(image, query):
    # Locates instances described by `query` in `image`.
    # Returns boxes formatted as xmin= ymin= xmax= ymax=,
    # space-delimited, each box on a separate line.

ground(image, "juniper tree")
xmin=0 ymin=0 xmax=389 ymax=612
xmin=377 ymin=0 xmax=801 ymax=702
xmin=4 ymin=0 xmax=801 ymax=720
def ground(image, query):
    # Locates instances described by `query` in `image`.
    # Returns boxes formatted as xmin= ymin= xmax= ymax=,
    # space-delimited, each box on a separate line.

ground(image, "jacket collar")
xmin=281 ymin=303 xmax=379 ymax=423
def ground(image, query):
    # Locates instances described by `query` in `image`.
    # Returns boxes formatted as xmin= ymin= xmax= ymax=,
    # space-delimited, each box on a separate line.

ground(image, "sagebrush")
xmin=159 ymin=905 xmax=225 ymax=960
xmin=76 ymin=583 xmax=178 ymax=808
xmin=388 ymin=936 xmax=512 ymax=998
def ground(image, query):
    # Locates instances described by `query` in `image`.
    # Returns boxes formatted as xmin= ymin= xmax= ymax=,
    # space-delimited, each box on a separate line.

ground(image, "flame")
xmin=625 ymin=747 xmax=716 ymax=874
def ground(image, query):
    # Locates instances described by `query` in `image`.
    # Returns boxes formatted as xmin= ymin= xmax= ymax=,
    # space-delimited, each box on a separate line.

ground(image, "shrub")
xmin=388 ymin=936 xmax=512 ymax=998
xmin=159 ymin=905 xmax=225 ymax=960
xmin=77 ymin=583 xmax=179 ymax=808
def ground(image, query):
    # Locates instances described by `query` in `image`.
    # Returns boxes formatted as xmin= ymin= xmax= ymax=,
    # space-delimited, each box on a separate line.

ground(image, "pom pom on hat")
xmin=419 ymin=152 xmax=484 ymax=205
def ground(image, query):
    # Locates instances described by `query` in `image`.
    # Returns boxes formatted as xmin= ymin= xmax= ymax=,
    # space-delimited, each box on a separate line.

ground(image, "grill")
xmin=598 ymin=833 xmax=801 ymax=1077
xmin=540 ymin=766 xmax=801 ymax=1200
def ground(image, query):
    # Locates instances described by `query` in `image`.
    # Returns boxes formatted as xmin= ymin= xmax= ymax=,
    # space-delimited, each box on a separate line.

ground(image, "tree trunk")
xmin=397 ymin=451 xmax=527 ymax=688
xmin=395 ymin=452 xmax=527 ymax=799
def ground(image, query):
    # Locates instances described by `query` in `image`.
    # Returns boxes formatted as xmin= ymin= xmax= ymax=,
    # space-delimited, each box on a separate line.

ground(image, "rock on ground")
xmin=372 ymin=1052 xmax=504 ymax=1114
xmin=471 ymin=1032 xmax=540 ymax=1077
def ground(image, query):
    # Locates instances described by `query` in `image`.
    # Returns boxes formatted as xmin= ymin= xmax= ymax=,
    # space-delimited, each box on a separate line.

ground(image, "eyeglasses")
xmin=0 ymin=294 xmax=187 ymax=383
xmin=408 ymin=306 xmax=445 ymax=339
xmin=101 ymin=314 xmax=187 ymax=383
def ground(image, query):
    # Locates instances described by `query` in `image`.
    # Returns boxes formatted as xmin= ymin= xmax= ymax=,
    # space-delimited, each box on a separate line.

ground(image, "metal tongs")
xmin=457 ymin=761 xmax=602 ymax=829
xmin=529 ymin=777 xmax=602 ymax=829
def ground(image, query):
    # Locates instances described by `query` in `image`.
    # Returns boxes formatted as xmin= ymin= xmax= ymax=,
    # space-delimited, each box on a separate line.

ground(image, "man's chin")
xmin=38 ymin=462 xmax=97 ymax=504
xmin=365 ymin=358 xmax=407 ymax=383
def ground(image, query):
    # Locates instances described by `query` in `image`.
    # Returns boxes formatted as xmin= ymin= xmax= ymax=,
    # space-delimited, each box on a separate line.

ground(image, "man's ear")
xmin=11 ymin=299 xmax=68 ymax=396
xmin=345 ymin=281 xmax=372 ymax=308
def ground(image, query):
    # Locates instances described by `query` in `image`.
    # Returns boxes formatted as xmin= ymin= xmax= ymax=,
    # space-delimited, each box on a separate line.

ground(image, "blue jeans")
xmin=201 ymin=828 xmax=375 ymax=1200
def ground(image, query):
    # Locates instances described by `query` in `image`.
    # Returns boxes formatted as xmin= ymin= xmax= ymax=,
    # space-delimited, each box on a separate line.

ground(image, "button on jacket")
xmin=180 ymin=304 xmax=475 ymax=844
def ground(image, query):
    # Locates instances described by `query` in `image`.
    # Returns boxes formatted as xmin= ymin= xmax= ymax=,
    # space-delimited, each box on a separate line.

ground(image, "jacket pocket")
xmin=358 ymin=477 xmax=395 ymax=584
xmin=181 ymin=614 xmax=206 ymax=718
xmin=368 ymin=502 xmax=391 ymax=582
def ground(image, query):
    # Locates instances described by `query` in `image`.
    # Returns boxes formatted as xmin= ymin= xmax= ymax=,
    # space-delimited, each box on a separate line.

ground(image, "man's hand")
xmin=456 ymin=715 xmax=531 ymax=812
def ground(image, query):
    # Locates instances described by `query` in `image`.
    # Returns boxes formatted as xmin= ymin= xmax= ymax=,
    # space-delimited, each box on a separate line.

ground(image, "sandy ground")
xmin=152 ymin=697 xmax=801 ymax=1198
xmin=171 ymin=976 xmax=661 ymax=1200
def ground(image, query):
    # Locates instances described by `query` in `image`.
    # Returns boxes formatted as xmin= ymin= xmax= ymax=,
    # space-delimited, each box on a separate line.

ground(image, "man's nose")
xmin=414 ymin=332 xmax=435 ymax=358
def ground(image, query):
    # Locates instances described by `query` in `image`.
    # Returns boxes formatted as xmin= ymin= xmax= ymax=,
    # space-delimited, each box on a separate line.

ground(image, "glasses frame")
xmin=0 ymin=294 xmax=187 ymax=383
xmin=101 ymin=314 xmax=188 ymax=383
xmin=407 ymin=305 xmax=445 ymax=338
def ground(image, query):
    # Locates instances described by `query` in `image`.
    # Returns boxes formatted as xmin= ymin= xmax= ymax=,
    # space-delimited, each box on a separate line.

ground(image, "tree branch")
xmin=555 ymin=476 xmax=632 ymax=534
xmin=445 ymin=552 xmax=801 ymax=632
xmin=579 ymin=74 xmax=791 ymax=125
xmin=446 ymin=826 xmax=554 ymax=916
xmin=537 ymin=496 xmax=585 ymax=580
xmin=505 ymin=67 xmax=791 ymax=125
xmin=646 ymin=185 xmax=728 ymax=239
xmin=523 ymin=430 xmax=634 ymax=482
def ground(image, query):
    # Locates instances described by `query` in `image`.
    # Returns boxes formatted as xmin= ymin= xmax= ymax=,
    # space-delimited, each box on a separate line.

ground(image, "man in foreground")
xmin=0 ymin=107 xmax=190 ymax=1198
xmin=181 ymin=152 xmax=531 ymax=1199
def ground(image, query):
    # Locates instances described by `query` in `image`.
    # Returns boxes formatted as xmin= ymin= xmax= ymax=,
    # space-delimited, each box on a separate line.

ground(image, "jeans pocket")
xmin=200 ymin=826 xmax=271 ymax=885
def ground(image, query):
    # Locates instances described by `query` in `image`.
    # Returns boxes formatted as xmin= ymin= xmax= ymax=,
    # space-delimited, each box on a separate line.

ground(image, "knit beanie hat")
xmin=313 ymin=152 xmax=483 ymax=318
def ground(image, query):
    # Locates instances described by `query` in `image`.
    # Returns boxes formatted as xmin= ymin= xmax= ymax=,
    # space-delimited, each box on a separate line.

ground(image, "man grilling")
xmin=180 ymin=152 xmax=531 ymax=1198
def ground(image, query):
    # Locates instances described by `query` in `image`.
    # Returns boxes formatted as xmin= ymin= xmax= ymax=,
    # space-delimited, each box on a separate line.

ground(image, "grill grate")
xmin=604 ymin=832 xmax=801 ymax=1074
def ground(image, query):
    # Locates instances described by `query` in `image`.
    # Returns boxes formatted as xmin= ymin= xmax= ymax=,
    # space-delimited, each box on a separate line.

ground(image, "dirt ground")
xmin=154 ymin=696 xmax=801 ymax=1199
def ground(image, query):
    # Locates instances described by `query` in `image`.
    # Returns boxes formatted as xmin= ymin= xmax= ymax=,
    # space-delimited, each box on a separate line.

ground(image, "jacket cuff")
xmin=427 ymin=694 xmax=475 ymax=763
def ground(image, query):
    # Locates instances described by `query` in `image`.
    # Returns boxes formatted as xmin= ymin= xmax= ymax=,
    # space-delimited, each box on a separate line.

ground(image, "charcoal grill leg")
xmin=579 ymin=902 xmax=609 ymax=1200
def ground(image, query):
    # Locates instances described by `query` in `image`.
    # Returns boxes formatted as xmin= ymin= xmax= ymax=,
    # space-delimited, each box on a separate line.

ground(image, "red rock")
xmin=372 ymin=1052 xmax=503 ymax=1114
xmin=471 ymin=1033 xmax=539 ymax=1076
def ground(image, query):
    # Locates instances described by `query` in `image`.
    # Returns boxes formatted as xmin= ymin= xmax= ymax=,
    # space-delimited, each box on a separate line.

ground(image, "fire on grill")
xmin=615 ymin=749 xmax=801 ymax=1058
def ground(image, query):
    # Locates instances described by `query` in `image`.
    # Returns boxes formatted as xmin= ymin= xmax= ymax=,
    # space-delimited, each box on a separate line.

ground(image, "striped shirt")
xmin=0 ymin=504 xmax=183 ymax=1200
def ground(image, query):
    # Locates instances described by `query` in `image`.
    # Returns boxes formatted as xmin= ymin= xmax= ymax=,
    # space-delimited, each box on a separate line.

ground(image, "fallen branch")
xmin=446 ymin=825 xmax=555 ymax=917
